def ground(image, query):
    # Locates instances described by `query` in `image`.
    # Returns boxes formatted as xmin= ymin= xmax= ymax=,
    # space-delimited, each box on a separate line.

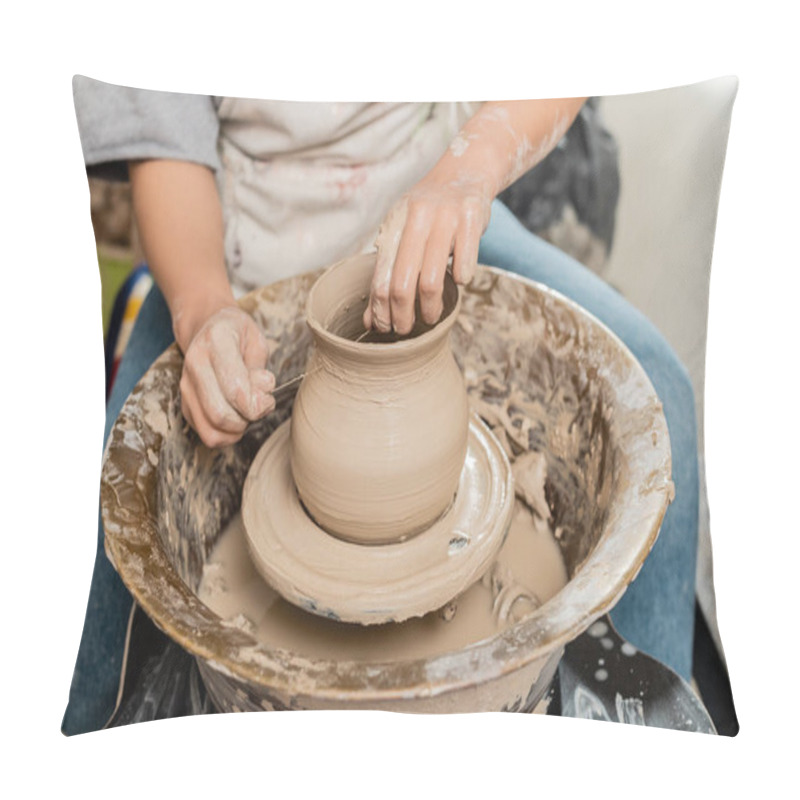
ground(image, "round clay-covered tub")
xmin=100 ymin=265 xmax=673 ymax=713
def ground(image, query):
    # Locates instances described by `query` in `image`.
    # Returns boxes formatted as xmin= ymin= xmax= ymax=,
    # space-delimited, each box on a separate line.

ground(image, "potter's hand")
xmin=127 ymin=160 xmax=273 ymax=448
xmin=364 ymin=175 xmax=492 ymax=335
xmin=364 ymin=99 xmax=587 ymax=335
xmin=179 ymin=306 xmax=276 ymax=448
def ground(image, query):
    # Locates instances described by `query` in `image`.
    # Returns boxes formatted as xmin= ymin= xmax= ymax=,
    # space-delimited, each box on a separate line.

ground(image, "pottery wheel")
xmin=241 ymin=412 xmax=514 ymax=624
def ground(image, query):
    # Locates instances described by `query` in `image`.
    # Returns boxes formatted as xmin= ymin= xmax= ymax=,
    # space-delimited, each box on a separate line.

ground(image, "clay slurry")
xmin=199 ymin=498 xmax=568 ymax=662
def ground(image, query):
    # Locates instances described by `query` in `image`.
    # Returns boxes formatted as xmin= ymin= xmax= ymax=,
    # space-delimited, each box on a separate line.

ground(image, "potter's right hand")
xmin=179 ymin=306 xmax=276 ymax=448
xmin=364 ymin=176 xmax=492 ymax=336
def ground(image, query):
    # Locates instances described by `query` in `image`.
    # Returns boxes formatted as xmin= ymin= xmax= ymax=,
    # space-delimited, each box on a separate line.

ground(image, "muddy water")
xmin=198 ymin=499 xmax=567 ymax=663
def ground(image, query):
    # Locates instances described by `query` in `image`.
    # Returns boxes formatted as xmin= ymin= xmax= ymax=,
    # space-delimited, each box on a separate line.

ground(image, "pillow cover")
xmin=63 ymin=76 xmax=737 ymax=736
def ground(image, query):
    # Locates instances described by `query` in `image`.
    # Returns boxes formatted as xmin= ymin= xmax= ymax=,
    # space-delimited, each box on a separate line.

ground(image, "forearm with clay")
xmin=129 ymin=159 xmax=275 ymax=448
xmin=365 ymin=98 xmax=587 ymax=334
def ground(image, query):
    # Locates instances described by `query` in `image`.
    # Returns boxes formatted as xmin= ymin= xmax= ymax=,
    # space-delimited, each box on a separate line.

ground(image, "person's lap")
xmin=63 ymin=199 xmax=697 ymax=735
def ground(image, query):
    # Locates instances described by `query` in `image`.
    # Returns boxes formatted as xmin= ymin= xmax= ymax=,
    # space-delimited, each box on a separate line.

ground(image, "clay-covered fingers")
xmin=180 ymin=372 xmax=246 ymax=449
xmin=365 ymin=200 xmax=406 ymax=332
xmin=367 ymin=179 xmax=491 ymax=334
xmin=180 ymin=307 xmax=276 ymax=448
xmin=368 ymin=198 xmax=458 ymax=335
xmin=385 ymin=205 xmax=432 ymax=335
xmin=209 ymin=320 xmax=274 ymax=421
xmin=418 ymin=220 xmax=457 ymax=325
xmin=240 ymin=320 xmax=277 ymax=416
xmin=451 ymin=196 xmax=486 ymax=285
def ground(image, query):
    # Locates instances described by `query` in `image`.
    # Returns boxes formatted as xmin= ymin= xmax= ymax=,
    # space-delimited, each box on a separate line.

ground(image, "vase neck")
xmin=312 ymin=331 xmax=453 ymax=380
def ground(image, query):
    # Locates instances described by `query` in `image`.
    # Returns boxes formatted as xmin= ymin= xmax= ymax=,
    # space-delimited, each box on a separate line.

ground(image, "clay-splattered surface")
xmin=101 ymin=265 xmax=672 ymax=712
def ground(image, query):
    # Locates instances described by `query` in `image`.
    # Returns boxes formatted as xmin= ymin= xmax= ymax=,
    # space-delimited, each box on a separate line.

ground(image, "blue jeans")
xmin=62 ymin=200 xmax=698 ymax=735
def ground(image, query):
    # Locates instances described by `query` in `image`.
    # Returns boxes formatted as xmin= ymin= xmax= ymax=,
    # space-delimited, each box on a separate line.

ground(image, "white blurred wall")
xmin=599 ymin=77 xmax=737 ymax=654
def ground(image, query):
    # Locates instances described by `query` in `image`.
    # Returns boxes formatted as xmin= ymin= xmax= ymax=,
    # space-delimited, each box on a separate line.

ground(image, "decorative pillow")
xmin=62 ymin=76 xmax=737 ymax=738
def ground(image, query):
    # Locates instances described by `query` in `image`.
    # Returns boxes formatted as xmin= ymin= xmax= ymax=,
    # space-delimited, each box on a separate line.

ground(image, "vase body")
xmin=289 ymin=253 xmax=469 ymax=544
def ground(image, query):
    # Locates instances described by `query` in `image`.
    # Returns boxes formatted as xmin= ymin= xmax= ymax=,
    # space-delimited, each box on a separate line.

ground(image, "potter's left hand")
xmin=364 ymin=174 xmax=492 ymax=335
xmin=178 ymin=306 xmax=276 ymax=448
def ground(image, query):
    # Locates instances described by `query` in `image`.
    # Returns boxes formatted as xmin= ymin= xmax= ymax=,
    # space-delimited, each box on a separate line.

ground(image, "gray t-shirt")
xmin=73 ymin=75 xmax=221 ymax=181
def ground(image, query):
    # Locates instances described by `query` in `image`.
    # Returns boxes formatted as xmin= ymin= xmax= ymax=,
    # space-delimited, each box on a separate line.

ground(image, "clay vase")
xmin=289 ymin=253 xmax=469 ymax=545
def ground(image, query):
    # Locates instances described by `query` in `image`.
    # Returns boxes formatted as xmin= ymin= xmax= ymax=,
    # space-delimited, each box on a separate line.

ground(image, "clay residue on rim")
xmin=100 ymin=265 xmax=673 ymax=708
xmin=306 ymin=251 xmax=462 ymax=355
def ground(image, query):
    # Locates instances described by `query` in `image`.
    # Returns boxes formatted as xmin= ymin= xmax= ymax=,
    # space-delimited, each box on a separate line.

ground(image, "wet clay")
xmin=289 ymin=253 xmax=469 ymax=544
xmin=199 ymin=497 xmax=567 ymax=663
xmin=242 ymin=414 xmax=513 ymax=624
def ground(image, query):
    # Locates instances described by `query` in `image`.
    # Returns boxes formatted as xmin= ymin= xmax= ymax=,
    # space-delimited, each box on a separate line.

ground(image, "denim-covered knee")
xmin=637 ymin=330 xmax=698 ymax=460
xmin=652 ymin=334 xmax=695 ymax=416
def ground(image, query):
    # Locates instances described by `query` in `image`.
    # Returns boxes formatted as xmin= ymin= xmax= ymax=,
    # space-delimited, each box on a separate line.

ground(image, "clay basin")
xmin=101 ymin=266 xmax=673 ymax=713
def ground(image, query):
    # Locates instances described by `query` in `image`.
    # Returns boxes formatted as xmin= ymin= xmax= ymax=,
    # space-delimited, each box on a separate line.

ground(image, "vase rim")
xmin=306 ymin=252 xmax=461 ymax=357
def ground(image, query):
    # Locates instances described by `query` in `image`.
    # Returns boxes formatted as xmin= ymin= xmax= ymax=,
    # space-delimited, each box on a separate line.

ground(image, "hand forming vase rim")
xmin=100 ymin=266 xmax=673 ymax=710
xmin=305 ymin=251 xmax=462 ymax=359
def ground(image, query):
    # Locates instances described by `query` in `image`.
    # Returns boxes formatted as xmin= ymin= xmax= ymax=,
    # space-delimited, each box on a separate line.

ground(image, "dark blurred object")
xmin=499 ymin=98 xmax=620 ymax=274
xmin=692 ymin=602 xmax=739 ymax=736
xmin=559 ymin=615 xmax=715 ymax=733
xmin=105 ymin=605 xmax=215 ymax=729
xmin=89 ymin=177 xmax=134 ymax=248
